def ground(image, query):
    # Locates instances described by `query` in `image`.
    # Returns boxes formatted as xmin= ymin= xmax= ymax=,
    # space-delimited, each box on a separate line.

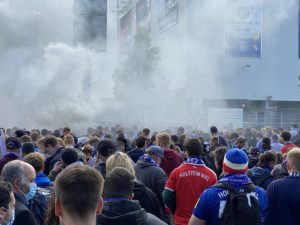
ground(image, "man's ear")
xmin=0 ymin=207 xmax=5 ymax=220
xmin=128 ymin=193 xmax=134 ymax=200
xmin=12 ymin=178 xmax=21 ymax=191
xmin=287 ymin=161 xmax=292 ymax=173
xmin=96 ymin=198 xmax=103 ymax=215
xmin=55 ymin=198 xmax=62 ymax=217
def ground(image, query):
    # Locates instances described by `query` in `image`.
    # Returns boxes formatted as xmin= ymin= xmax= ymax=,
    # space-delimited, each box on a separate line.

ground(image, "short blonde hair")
xmin=156 ymin=132 xmax=171 ymax=148
xmin=106 ymin=152 xmax=136 ymax=179
xmin=287 ymin=148 xmax=300 ymax=172
xmin=63 ymin=134 xmax=74 ymax=146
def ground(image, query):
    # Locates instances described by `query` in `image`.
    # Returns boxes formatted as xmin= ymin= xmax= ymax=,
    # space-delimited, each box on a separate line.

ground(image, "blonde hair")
xmin=287 ymin=148 xmax=300 ymax=172
xmin=156 ymin=132 xmax=171 ymax=148
xmin=56 ymin=138 xmax=65 ymax=147
xmin=63 ymin=134 xmax=74 ymax=146
xmin=106 ymin=152 xmax=136 ymax=179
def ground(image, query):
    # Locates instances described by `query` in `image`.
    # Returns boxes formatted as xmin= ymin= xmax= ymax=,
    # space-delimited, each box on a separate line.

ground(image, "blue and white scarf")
xmin=140 ymin=154 xmax=159 ymax=167
xmin=219 ymin=174 xmax=252 ymax=188
xmin=290 ymin=172 xmax=300 ymax=177
xmin=184 ymin=156 xmax=205 ymax=165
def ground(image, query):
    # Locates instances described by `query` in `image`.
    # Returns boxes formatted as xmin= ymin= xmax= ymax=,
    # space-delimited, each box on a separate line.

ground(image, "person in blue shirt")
xmin=264 ymin=148 xmax=300 ymax=225
xmin=189 ymin=148 xmax=267 ymax=225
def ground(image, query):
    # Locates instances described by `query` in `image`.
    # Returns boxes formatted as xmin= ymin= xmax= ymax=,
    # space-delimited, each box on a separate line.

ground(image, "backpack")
xmin=215 ymin=183 xmax=261 ymax=225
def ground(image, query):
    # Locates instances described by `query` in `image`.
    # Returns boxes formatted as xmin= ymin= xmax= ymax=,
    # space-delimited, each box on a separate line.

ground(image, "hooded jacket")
xmin=97 ymin=200 xmax=167 ymax=225
xmin=160 ymin=148 xmax=184 ymax=176
xmin=246 ymin=166 xmax=274 ymax=190
xmin=134 ymin=159 xmax=167 ymax=208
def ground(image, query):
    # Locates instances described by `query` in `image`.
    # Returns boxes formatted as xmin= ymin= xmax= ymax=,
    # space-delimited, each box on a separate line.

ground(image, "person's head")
xmin=135 ymin=136 xmax=146 ymax=148
xmin=103 ymin=167 xmax=134 ymax=199
xmin=63 ymin=127 xmax=71 ymax=136
xmin=210 ymin=126 xmax=218 ymax=135
xmin=210 ymin=136 xmax=219 ymax=147
xmin=0 ymin=181 xmax=15 ymax=225
xmin=171 ymin=135 xmax=179 ymax=145
xmin=287 ymin=148 xmax=300 ymax=173
xmin=223 ymin=148 xmax=248 ymax=175
xmin=20 ymin=135 xmax=31 ymax=145
xmin=142 ymin=128 xmax=150 ymax=138
xmin=145 ymin=146 xmax=164 ymax=165
xmin=23 ymin=152 xmax=45 ymax=174
xmin=249 ymin=147 xmax=260 ymax=159
xmin=177 ymin=127 xmax=185 ymax=135
xmin=235 ymin=136 xmax=246 ymax=149
xmin=214 ymin=147 xmax=227 ymax=170
xmin=1 ymin=160 xmax=37 ymax=201
xmin=14 ymin=130 xmax=25 ymax=138
xmin=82 ymin=144 xmax=93 ymax=161
xmin=54 ymin=165 xmax=104 ymax=224
xmin=61 ymin=148 xmax=79 ymax=167
xmin=106 ymin=152 xmax=136 ymax=179
xmin=96 ymin=140 xmax=116 ymax=161
xmin=184 ymin=138 xmax=203 ymax=156
xmin=6 ymin=137 xmax=21 ymax=155
xmin=281 ymin=131 xmax=291 ymax=142
xmin=30 ymin=132 xmax=39 ymax=143
xmin=44 ymin=136 xmax=59 ymax=155
xmin=21 ymin=142 xmax=35 ymax=158
xmin=271 ymin=134 xmax=279 ymax=143
xmin=156 ymin=132 xmax=171 ymax=148
xmin=63 ymin=134 xmax=75 ymax=147
xmin=262 ymin=137 xmax=271 ymax=151
xmin=257 ymin=151 xmax=277 ymax=169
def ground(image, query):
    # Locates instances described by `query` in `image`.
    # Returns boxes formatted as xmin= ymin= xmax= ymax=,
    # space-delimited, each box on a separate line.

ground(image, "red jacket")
xmin=160 ymin=148 xmax=184 ymax=176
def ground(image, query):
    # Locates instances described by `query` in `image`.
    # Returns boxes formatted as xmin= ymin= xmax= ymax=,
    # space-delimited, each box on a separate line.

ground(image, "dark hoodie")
xmin=246 ymin=166 xmax=274 ymax=190
xmin=160 ymin=148 xmax=184 ymax=176
xmin=134 ymin=159 xmax=167 ymax=209
xmin=97 ymin=200 xmax=167 ymax=225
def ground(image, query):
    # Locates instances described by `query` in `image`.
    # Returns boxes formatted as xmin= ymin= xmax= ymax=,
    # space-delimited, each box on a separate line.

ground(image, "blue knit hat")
xmin=223 ymin=148 xmax=248 ymax=174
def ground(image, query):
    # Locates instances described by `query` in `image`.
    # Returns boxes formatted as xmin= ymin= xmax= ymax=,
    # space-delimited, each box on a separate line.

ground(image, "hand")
xmin=53 ymin=161 xmax=64 ymax=172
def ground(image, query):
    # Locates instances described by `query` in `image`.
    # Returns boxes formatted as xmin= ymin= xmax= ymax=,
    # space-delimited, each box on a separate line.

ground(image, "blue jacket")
xmin=264 ymin=176 xmax=300 ymax=225
xmin=193 ymin=182 xmax=267 ymax=225
xmin=35 ymin=172 xmax=52 ymax=188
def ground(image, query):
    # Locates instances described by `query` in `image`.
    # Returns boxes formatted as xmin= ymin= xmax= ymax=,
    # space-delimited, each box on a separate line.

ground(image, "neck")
xmin=60 ymin=214 xmax=96 ymax=225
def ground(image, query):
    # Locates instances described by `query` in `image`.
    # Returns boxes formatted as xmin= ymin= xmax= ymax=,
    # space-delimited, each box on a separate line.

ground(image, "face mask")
xmin=3 ymin=208 xmax=15 ymax=225
xmin=25 ymin=182 xmax=37 ymax=201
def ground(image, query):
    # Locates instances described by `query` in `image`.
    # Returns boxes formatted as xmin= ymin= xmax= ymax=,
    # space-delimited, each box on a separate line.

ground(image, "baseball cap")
xmin=145 ymin=146 xmax=164 ymax=158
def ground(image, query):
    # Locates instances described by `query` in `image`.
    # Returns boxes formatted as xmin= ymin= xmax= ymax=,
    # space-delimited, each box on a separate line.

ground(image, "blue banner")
xmin=225 ymin=0 xmax=262 ymax=58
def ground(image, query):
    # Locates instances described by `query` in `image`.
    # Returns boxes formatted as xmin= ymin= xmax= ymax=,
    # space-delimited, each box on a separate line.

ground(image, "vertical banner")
xmin=136 ymin=0 xmax=149 ymax=29
xmin=225 ymin=0 xmax=262 ymax=57
xmin=156 ymin=0 xmax=178 ymax=33
xmin=120 ymin=10 xmax=132 ymax=54
xmin=74 ymin=0 xmax=108 ymax=52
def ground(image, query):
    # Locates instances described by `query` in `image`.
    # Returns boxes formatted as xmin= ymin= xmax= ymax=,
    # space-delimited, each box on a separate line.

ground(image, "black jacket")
xmin=14 ymin=193 xmax=39 ymax=225
xmin=127 ymin=148 xmax=144 ymax=163
xmin=133 ymin=181 xmax=164 ymax=220
xmin=97 ymin=200 xmax=167 ymax=225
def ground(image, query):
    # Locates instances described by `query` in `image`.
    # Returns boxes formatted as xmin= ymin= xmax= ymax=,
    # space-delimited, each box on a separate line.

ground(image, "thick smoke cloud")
xmin=0 ymin=0 xmax=297 ymax=131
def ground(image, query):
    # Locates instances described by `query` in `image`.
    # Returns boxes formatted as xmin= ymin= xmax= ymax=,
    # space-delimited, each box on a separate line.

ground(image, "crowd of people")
xmin=0 ymin=124 xmax=299 ymax=225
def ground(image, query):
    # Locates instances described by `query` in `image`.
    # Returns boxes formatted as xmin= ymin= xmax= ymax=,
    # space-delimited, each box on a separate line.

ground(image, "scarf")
xmin=184 ymin=156 xmax=205 ymax=165
xmin=290 ymin=172 xmax=300 ymax=177
xmin=140 ymin=154 xmax=159 ymax=167
xmin=219 ymin=174 xmax=252 ymax=188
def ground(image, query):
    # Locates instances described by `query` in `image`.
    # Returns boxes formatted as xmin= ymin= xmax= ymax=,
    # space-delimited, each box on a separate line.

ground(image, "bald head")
xmin=287 ymin=148 xmax=300 ymax=172
xmin=1 ymin=160 xmax=36 ymax=192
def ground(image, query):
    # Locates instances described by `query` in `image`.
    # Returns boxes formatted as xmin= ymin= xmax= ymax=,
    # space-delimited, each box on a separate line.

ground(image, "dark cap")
xmin=145 ymin=146 xmax=164 ymax=158
xmin=96 ymin=140 xmax=116 ymax=157
xmin=6 ymin=137 xmax=21 ymax=150
xmin=14 ymin=130 xmax=25 ymax=138
xmin=22 ymin=142 xmax=35 ymax=155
